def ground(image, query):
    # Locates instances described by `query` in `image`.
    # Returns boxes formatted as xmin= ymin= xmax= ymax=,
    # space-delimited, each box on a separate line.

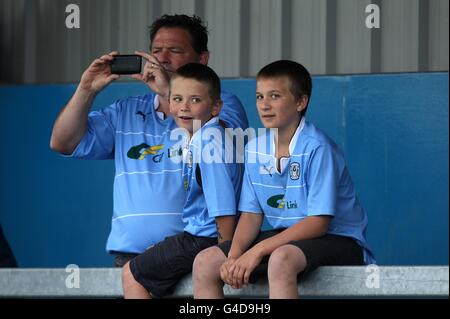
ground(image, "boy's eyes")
xmin=256 ymin=93 xmax=281 ymax=100
xmin=171 ymin=96 xmax=202 ymax=103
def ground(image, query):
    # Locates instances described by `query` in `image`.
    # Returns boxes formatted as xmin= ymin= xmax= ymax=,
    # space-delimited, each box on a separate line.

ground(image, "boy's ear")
xmin=199 ymin=51 xmax=209 ymax=65
xmin=212 ymin=99 xmax=223 ymax=116
xmin=296 ymin=95 xmax=308 ymax=112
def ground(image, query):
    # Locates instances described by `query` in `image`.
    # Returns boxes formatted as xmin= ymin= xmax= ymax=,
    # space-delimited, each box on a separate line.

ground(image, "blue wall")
xmin=0 ymin=72 xmax=448 ymax=267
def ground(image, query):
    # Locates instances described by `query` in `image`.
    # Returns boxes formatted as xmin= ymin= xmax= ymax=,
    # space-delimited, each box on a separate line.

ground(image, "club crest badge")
xmin=289 ymin=162 xmax=300 ymax=180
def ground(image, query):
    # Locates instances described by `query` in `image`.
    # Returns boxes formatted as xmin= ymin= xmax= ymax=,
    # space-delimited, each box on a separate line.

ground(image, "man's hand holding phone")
xmin=132 ymin=51 xmax=171 ymax=99
xmin=79 ymin=51 xmax=120 ymax=94
xmin=79 ymin=51 xmax=169 ymax=99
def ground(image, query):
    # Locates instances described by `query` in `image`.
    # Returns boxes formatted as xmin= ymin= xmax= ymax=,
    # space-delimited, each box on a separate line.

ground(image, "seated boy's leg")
xmin=194 ymin=229 xmax=284 ymax=297
xmin=264 ymin=234 xmax=363 ymax=299
xmin=267 ymin=244 xmax=307 ymax=298
xmin=122 ymin=261 xmax=151 ymax=299
xmin=193 ymin=245 xmax=228 ymax=299
xmin=125 ymin=232 xmax=216 ymax=298
xmin=289 ymin=234 xmax=364 ymax=276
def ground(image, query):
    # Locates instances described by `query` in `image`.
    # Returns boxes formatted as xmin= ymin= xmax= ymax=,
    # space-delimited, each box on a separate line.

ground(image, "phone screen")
xmin=110 ymin=55 xmax=142 ymax=74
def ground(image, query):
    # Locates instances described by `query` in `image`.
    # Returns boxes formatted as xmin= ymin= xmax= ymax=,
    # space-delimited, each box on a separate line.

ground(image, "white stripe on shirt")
xmin=112 ymin=212 xmax=182 ymax=221
xmin=251 ymin=182 xmax=285 ymax=189
xmin=115 ymin=169 xmax=182 ymax=179
xmin=265 ymin=215 xmax=302 ymax=220
xmin=115 ymin=130 xmax=170 ymax=138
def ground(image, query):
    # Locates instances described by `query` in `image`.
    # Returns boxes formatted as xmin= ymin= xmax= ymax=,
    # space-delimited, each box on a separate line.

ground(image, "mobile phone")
xmin=110 ymin=55 xmax=142 ymax=74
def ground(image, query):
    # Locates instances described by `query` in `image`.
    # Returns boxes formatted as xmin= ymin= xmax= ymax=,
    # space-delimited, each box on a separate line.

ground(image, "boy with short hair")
xmin=122 ymin=63 xmax=242 ymax=298
xmin=192 ymin=60 xmax=375 ymax=299
xmin=51 ymin=15 xmax=248 ymax=268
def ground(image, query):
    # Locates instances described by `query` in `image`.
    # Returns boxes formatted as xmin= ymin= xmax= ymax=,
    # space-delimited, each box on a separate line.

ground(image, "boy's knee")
xmin=268 ymin=245 xmax=306 ymax=277
xmin=193 ymin=247 xmax=223 ymax=278
xmin=193 ymin=247 xmax=216 ymax=271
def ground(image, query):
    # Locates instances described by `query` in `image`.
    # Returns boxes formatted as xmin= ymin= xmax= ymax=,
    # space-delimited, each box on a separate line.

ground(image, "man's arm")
xmin=50 ymin=52 xmax=119 ymax=154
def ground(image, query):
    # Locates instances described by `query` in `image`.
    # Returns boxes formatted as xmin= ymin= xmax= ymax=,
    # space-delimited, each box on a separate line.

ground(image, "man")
xmin=50 ymin=14 xmax=248 ymax=267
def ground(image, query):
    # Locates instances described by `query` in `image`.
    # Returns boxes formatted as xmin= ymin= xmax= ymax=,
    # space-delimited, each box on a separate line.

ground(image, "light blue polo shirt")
xmin=181 ymin=117 xmax=242 ymax=237
xmin=68 ymin=90 xmax=248 ymax=253
xmin=239 ymin=117 xmax=375 ymax=264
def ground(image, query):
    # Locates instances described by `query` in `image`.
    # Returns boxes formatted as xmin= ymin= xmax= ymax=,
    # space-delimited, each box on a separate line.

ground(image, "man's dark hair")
xmin=150 ymin=14 xmax=208 ymax=54
xmin=171 ymin=63 xmax=221 ymax=103
xmin=257 ymin=60 xmax=312 ymax=116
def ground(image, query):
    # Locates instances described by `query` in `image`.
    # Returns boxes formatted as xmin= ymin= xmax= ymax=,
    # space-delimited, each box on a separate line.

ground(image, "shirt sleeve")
xmin=198 ymin=136 xmax=237 ymax=218
xmin=219 ymin=91 xmax=249 ymax=130
xmin=65 ymin=100 xmax=123 ymax=160
xmin=238 ymin=156 xmax=263 ymax=214
xmin=306 ymin=145 xmax=341 ymax=216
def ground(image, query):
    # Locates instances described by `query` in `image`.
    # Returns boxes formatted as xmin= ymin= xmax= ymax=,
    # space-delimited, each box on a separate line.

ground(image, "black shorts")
xmin=112 ymin=252 xmax=139 ymax=268
xmin=218 ymin=230 xmax=364 ymax=283
xmin=129 ymin=232 xmax=217 ymax=298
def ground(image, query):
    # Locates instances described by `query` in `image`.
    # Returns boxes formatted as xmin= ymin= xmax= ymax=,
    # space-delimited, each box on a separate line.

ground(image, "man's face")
xmin=151 ymin=27 xmax=209 ymax=75
xmin=170 ymin=77 xmax=221 ymax=134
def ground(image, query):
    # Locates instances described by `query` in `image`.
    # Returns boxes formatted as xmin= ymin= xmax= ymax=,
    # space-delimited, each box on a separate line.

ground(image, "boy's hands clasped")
xmin=220 ymin=245 xmax=265 ymax=289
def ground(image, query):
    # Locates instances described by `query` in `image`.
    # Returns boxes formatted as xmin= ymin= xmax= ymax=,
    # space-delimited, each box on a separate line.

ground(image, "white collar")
xmin=271 ymin=117 xmax=305 ymax=174
xmin=153 ymin=95 xmax=165 ymax=120
xmin=272 ymin=116 xmax=306 ymax=156
xmin=191 ymin=116 xmax=219 ymax=141
xmin=179 ymin=116 xmax=220 ymax=149
xmin=204 ymin=116 xmax=219 ymax=127
xmin=288 ymin=116 xmax=306 ymax=155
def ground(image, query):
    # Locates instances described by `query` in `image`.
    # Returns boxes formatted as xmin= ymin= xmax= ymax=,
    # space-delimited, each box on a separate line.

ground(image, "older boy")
xmin=193 ymin=60 xmax=375 ymax=299
xmin=122 ymin=63 xmax=242 ymax=298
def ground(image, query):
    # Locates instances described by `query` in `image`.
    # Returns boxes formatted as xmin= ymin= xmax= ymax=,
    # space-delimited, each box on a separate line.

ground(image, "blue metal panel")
xmin=345 ymin=73 xmax=449 ymax=265
xmin=0 ymin=85 xmax=114 ymax=267
xmin=0 ymin=72 xmax=448 ymax=267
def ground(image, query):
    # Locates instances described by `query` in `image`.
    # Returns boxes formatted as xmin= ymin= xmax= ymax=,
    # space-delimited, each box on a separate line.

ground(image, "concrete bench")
xmin=0 ymin=266 xmax=448 ymax=298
